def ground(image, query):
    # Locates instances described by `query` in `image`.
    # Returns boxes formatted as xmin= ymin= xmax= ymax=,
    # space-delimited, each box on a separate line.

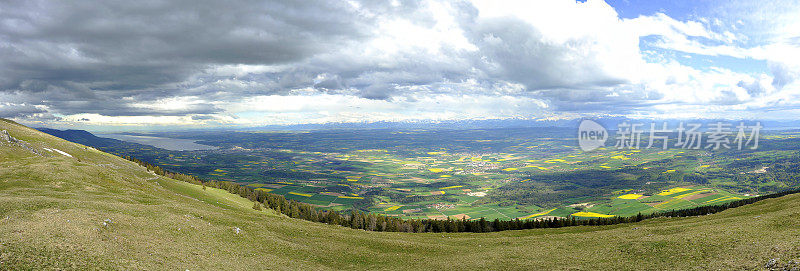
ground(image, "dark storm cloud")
xmin=0 ymin=103 xmax=45 ymax=118
xmin=1 ymin=0 xmax=501 ymax=112
xmin=533 ymin=83 xmax=665 ymax=113
xmin=0 ymin=0 xmax=403 ymax=115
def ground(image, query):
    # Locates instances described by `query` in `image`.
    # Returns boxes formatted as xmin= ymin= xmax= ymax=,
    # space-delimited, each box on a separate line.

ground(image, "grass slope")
xmin=1 ymin=118 xmax=799 ymax=270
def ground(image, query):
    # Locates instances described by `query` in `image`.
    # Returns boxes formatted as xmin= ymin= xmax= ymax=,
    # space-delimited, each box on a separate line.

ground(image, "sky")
xmin=1 ymin=0 xmax=799 ymax=130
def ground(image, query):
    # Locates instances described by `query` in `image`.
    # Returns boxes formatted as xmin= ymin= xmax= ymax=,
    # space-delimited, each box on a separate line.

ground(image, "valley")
xmin=41 ymin=127 xmax=800 ymax=221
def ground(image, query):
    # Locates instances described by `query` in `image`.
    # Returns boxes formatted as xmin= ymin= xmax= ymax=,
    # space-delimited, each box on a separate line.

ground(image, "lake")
xmin=98 ymin=134 xmax=218 ymax=151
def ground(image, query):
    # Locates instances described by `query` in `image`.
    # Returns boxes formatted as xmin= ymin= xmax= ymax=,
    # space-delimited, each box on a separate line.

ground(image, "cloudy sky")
xmin=1 ymin=0 xmax=799 ymax=130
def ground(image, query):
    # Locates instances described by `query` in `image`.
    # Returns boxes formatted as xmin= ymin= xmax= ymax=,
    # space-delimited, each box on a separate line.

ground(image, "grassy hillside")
xmin=1 ymin=118 xmax=799 ymax=270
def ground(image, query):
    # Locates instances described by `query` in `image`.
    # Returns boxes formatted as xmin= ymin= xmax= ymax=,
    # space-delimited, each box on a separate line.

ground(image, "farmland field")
xmin=43 ymin=127 xmax=800 ymax=221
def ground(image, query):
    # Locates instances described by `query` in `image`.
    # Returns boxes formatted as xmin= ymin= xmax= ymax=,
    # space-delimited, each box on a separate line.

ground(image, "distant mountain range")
xmin=36 ymin=128 xmax=169 ymax=155
xmin=235 ymin=117 xmax=800 ymax=132
xmin=37 ymin=128 xmax=126 ymax=147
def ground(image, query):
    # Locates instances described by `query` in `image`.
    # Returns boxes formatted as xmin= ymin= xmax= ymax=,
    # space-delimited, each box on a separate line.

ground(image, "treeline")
xmin=123 ymin=155 xmax=800 ymax=233
xmin=125 ymin=156 xmax=204 ymax=184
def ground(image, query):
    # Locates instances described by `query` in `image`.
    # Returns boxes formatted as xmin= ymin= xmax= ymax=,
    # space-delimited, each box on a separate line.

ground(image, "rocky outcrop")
xmin=765 ymin=258 xmax=800 ymax=271
xmin=0 ymin=129 xmax=14 ymax=143
xmin=1 ymin=129 xmax=44 ymax=156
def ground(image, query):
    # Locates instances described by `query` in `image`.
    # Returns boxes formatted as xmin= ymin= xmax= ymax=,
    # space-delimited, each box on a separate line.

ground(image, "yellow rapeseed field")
xmin=520 ymin=208 xmax=557 ymax=219
xmin=384 ymin=206 xmax=402 ymax=211
xmin=544 ymin=159 xmax=567 ymax=163
xmin=657 ymin=187 xmax=690 ymax=196
xmin=571 ymin=212 xmax=615 ymax=218
xmin=703 ymin=196 xmax=741 ymax=204
xmin=618 ymin=194 xmax=644 ymax=199
xmin=337 ymin=196 xmax=364 ymax=199
xmin=288 ymin=192 xmax=312 ymax=197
